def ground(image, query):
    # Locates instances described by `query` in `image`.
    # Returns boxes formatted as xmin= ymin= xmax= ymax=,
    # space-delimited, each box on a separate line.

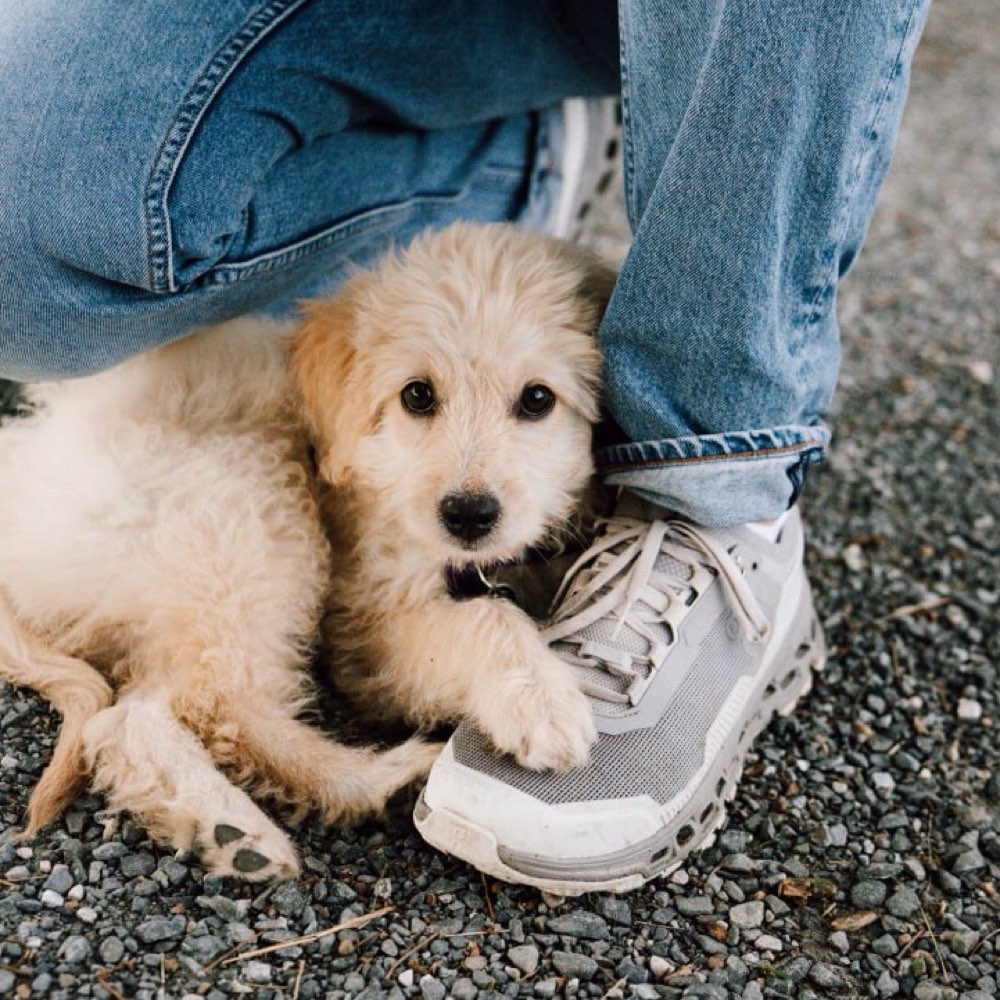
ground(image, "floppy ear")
xmin=291 ymin=279 xmax=376 ymax=487
xmin=573 ymin=249 xmax=619 ymax=331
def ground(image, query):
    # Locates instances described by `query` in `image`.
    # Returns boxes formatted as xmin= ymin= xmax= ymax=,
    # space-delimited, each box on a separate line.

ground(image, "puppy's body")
xmin=0 ymin=223 xmax=612 ymax=876
xmin=296 ymin=224 xmax=613 ymax=769
xmin=0 ymin=319 xmax=435 ymax=879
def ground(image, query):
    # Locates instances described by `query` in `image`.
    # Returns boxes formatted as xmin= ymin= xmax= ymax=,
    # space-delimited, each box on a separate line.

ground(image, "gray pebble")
xmin=755 ymin=934 xmax=783 ymax=952
xmin=552 ymin=951 xmax=598 ymax=979
xmin=120 ymin=852 xmax=156 ymax=878
xmin=547 ymin=911 xmax=610 ymax=940
xmin=43 ymin=864 xmax=75 ymax=896
xmin=595 ymin=895 xmax=632 ymax=926
xmin=58 ymin=934 xmax=92 ymax=964
xmin=952 ymin=849 xmax=986 ymax=873
xmin=0 ymin=972 xmax=15 ymax=994
xmin=243 ymin=960 xmax=272 ymax=984
xmin=810 ymin=963 xmax=845 ymax=989
xmin=943 ymin=929 xmax=979 ymax=956
xmin=876 ymin=970 xmax=900 ymax=996
xmin=729 ymin=900 xmax=764 ymax=929
xmin=829 ymin=931 xmax=850 ymax=955
xmin=851 ymin=880 xmax=887 ymax=908
xmin=676 ymin=896 xmax=715 ymax=916
xmin=872 ymin=933 xmax=898 ymax=956
xmin=508 ymin=944 xmax=539 ymax=976
xmin=450 ymin=978 xmax=477 ymax=1000
xmin=99 ymin=936 xmax=125 ymax=964
xmin=886 ymin=886 xmax=921 ymax=919
xmin=420 ymin=975 xmax=446 ymax=1000
xmin=270 ymin=881 xmax=307 ymax=918
xmin=135 ymin=914 xmax=185 ymax=943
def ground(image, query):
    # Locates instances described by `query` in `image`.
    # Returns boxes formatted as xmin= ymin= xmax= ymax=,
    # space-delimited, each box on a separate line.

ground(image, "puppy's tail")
xmin=0 ymin=590 xmax=113 ymax=835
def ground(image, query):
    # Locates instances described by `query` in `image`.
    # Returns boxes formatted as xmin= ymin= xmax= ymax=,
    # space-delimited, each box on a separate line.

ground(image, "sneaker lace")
xmin=541 ymin=517 xmax=771 ymax=706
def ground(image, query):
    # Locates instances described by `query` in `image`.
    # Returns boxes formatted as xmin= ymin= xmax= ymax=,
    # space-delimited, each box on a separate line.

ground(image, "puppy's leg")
xmin=82 ymin=692 xmax=299 ymax=881
xmin=370 ymin=598 xmax=596 ymax=771
xmin=0 ymin=592 xmax=113 ymax=833
xmin=200 ymin=700 xmax=441 ymax=826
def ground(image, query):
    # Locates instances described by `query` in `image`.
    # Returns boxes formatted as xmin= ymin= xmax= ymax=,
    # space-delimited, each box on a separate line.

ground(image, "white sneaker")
xmin=414 ymin=500 xmax=826 ymax=896
xmin=543 ymin=97 xmax=621 ymax=240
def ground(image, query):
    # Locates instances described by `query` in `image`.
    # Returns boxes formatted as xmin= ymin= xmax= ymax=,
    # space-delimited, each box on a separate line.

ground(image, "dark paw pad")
xmin=233 ymin=848 xmax=269 ymax=873
xmin=214 ymin=823 xmax=246 ymax=847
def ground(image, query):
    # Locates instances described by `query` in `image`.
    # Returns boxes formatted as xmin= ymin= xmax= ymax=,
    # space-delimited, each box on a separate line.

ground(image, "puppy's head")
xmin=293 ymin=222 xmax=614 ymax=566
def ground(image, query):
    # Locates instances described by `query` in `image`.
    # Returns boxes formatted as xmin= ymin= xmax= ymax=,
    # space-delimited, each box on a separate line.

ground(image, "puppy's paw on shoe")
xmin=196 ymin=813 xmax=299 ymax=882
xmin=478 ymin=668 xmax=596 ymax=772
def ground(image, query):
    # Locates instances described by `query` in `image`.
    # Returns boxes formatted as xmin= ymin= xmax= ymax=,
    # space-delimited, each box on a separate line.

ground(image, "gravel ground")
xmin=2 ymin=2 xmax=997 ymax=998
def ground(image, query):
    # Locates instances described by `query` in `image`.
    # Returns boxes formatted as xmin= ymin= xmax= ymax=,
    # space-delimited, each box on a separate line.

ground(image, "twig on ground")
xmin=481 ymin=871 xmax=496 ymax=924
xmin=292 ymin=959 xmax=305 ymax=1000
xmin=383 ymin=931 xmax=441 ymax=981
xmin=920 ymin=903 xmax=950 ymax=984
xmin=222 ymin=905 xmax=394 ymax=964
xmin=876 ymin=596 xmax=948 ymax=622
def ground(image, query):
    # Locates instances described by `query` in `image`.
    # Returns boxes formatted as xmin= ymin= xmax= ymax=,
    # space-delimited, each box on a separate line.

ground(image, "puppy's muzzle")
xmin=439 ymin=491 xmax=501 ymax=544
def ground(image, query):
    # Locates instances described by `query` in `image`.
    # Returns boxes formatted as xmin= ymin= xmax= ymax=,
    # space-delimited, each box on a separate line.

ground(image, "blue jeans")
xmin=0 ymin=0 xmax=929 ymax=526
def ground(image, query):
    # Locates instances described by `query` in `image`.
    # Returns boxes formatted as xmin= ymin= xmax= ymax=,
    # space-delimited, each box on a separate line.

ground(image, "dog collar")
xmin=445 ymin=563 xmax=517 ymax=603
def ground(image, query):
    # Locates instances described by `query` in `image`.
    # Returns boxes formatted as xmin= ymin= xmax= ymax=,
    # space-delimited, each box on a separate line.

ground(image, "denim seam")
xmin=616 ymin=0 xmax=637 ymax=228
xmin=143 ymin=0 xmax=312 ymax=294
xmin=597 ymin=440 xmax=824 ymax=473
xmin=803 ymin=0 xmax=922 ymax=326
xmin=194 ymin=188 xmax=470 ymax=286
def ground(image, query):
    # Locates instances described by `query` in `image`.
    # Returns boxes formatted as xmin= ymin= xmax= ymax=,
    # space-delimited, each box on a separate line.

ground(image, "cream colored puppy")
xmin=294 ymin=223 xmax=614 ymax=770
xmin=0 ymin=318 xmax=437 ymax=880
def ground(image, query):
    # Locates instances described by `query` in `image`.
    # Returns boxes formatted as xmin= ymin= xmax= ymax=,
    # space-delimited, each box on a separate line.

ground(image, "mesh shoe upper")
xmin=451 ymin=506 xmax=803 ymax=806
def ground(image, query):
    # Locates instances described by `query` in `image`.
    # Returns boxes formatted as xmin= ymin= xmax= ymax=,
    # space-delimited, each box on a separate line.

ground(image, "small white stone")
xmin=67 ymin=885 xmax=85 ymax=901
xmin=669 ymin=869 xmax=690 ymax=886
xmin=967 ymin=360 xmax=993 ymax=384
xmin=756 ymin=934 xmax=783 ymax=953
xmin=243 ymin=961 xmax=271 ymax=984
xmin=76 ymin=906 xmax=99 ymax=925
xmin=828 ymin=931 xmax=850 ymax=955
xmin=38 ymin=859 xmax=51 ymax=873
xmin=872 ymin=771 xmax=895 ymax=793
xmin=40 ymin=889 xmax=64 ymax=908
xmin=649 ymin=956 xmax=674 ymax=980
xmin=957 ymin=698 xmax=982 ymax=721
xmin=843 ymin=544 xmax=866 ymax=572
xmin=15 ymin=846 xmax=33 ymax=859
xmin=398 ymin=968 xmax=415 ymax=988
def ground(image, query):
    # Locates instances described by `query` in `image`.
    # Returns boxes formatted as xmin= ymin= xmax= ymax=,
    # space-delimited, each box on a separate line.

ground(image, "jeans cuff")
xmin=595 ymin=423 xmax=831 ymax=527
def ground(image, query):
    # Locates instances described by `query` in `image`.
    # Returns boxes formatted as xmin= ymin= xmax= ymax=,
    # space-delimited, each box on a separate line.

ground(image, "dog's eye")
xmin=517 ymin=383 xmax=556 ymax=420
xmin=401 ymin=379 xmax=436 ymax=416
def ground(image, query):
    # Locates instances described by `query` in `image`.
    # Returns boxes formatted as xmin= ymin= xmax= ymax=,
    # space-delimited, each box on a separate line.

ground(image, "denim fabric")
xmin=598 ymin=0 xmax=930 ymax=524
xmin=0 ymin=0 xmax=929 ymax=526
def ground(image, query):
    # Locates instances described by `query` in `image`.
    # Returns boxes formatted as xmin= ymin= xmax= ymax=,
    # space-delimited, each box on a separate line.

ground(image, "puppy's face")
xmin=295 ymin=223 xmax=612 ymax=567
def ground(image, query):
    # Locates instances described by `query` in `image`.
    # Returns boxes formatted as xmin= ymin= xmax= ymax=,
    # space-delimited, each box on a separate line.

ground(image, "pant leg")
xmin=0 ymin=0 xmax=615 ymax=380
xmin=598 ymin=0 xmax=931 ymax=526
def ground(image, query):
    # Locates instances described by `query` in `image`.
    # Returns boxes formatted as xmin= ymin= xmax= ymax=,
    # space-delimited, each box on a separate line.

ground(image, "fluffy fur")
xmin=0 ymin=318 xmax=436 ymax=880
xmin=295 ymin=223 xmax=614 ymax=770
xmin=0 ymin=222 xmax=613 ymax=879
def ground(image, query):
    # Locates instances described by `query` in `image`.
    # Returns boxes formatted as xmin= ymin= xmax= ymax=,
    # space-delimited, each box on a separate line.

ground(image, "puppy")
xmin=0 ymin=317 xmax=438 ymax=880
xmin=294 ymin=223 xmax=615 ymax=770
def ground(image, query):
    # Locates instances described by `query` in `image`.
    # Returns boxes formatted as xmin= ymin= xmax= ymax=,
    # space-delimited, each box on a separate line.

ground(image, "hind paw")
xmin=196 ymin=814 xmax=299 ymax=882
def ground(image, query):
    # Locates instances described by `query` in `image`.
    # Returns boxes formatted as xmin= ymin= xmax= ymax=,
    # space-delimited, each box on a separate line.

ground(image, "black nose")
xmin=439 ymin=492 xmax=501 ymax=543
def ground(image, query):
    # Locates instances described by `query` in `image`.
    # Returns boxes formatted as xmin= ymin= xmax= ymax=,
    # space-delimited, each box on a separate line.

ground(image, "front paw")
xmin=476 ymin=662 xmax=596 ymax=771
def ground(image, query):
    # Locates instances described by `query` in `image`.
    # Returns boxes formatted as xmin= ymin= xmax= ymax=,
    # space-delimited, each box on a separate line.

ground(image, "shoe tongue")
xmin=552 ymin=525 xmax=697 ymax=711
